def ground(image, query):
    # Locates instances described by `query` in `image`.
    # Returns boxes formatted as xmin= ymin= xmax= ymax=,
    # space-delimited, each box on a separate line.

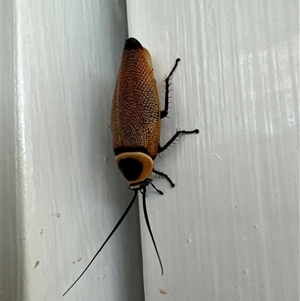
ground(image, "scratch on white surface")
xmin=212 ymin=153 xmax=221 ymax=160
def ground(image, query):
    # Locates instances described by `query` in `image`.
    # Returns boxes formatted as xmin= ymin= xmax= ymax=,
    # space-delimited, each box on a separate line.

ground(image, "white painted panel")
xmin=2 ymin=1 xmax=144 ymax=300
xmin=127 ymin=0 xmax=299 ymax=300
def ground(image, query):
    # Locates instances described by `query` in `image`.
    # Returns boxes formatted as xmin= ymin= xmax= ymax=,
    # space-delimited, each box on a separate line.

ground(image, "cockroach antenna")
xmin=63 ymin=190 xmax=138 ymax=296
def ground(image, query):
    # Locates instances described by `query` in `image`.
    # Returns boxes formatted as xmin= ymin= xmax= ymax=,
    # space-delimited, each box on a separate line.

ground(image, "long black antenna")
xmin=141 ymin=187 xmax=164 ymax=275
xmin=63 ymin=190 xmax=138 ymax=296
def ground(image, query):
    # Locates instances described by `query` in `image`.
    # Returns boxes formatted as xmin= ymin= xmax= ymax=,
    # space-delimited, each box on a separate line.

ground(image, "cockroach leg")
xmin=152 ymin=169 xmax=175 ymax=187
xmin=160 ymin=58 xmax=181 ymax=119
xmin=158 ymin=129 xmax=199 ymax=153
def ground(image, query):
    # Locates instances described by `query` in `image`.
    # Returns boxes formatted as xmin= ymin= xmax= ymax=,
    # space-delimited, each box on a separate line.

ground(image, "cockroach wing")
xmin=111 ymin=38 xmax=161 ymax=159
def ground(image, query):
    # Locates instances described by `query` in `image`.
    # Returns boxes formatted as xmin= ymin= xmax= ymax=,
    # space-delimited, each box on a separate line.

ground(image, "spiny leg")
xmin=152 ymin=169 xmax=175 ymax=187
xmin=141 ymin=187 xmax=164 ymax=275
xmin=150 ymin=182 xmax=164 ymax=195
xmin=158 ymin=129 xmax=199 ymax=153
xmin=160 ymin=58 xmax=181 ymax=119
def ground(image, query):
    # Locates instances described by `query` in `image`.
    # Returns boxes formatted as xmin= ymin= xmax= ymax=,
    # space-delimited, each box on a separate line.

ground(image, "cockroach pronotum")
xmin=63 ymin=37 xmax=198 ymax=296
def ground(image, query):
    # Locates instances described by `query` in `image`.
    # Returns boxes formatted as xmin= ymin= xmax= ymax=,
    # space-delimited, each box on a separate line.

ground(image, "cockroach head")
xmin=115 ymin=152 xmax=154 ymax=188
xmin=129 ymin=178 xmax=163 ymax=195
xmin=129 ymin=178 xmax=152 ymax=191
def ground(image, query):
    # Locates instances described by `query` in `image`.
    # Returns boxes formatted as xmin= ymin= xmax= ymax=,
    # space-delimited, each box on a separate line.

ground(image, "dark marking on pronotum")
xmin=63 ymin=37 xmax=199 ymax=296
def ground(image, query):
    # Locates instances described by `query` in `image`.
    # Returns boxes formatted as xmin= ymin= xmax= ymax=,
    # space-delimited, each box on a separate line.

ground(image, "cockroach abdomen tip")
xmin=124 ymin=38 xmax=143 ymax=50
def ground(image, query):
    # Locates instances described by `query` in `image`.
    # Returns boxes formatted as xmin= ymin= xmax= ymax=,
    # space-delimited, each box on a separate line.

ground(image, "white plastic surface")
xmin=2 ymin=0 xmax=299 ymax=301
xmin=2 ymin=1 xmax=144 ymax=300
xmin=127 ymin=0 xmax=299 ymax=300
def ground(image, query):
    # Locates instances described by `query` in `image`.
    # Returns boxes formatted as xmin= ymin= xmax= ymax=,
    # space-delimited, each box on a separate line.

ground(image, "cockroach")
xmin=63 ymin=37 xmax=198 ymax=296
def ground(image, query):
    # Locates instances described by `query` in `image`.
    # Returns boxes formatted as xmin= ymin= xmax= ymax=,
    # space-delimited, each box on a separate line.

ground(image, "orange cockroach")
xmin=63 ymin=38 xmax=198 ymax=296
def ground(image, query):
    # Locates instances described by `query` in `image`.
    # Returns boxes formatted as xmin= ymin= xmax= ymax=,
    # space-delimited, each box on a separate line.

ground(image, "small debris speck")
xmin=34 ymin=260 xmax=40 ymax=269
xmin=159 ymin=288 xmax=168 ymax=294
